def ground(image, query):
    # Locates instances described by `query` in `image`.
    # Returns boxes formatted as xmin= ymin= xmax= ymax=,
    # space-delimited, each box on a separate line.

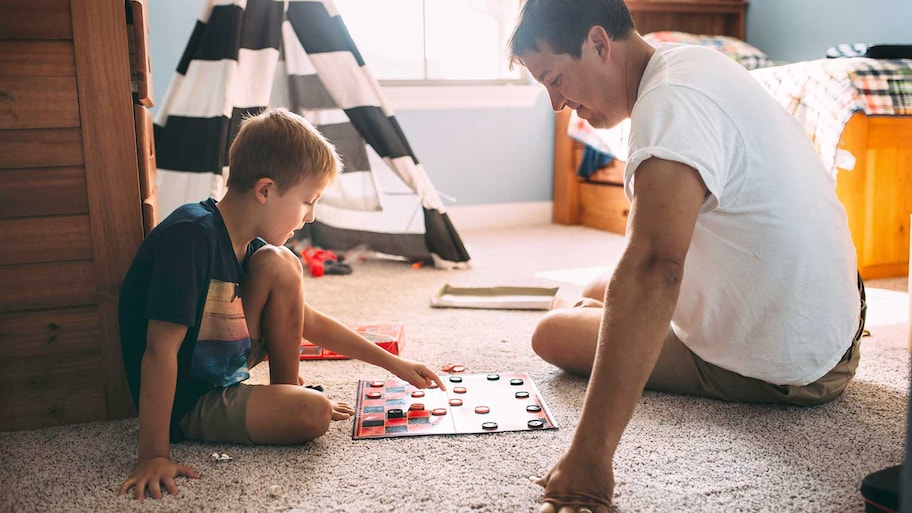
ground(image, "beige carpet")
xmin=1 ymin=224 xmax=908 ymax=513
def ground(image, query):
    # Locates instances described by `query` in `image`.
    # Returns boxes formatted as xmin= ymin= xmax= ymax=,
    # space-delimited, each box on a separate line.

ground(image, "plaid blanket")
xmin=643 ymin=31 xmax=773 ymax=70
xmin=750 ymin=58 xmax=912 ymax=174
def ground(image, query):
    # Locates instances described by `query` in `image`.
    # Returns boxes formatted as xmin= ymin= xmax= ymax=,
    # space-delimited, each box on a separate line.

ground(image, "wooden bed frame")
xmin=552 ymin=0 xmax=911 ymax=279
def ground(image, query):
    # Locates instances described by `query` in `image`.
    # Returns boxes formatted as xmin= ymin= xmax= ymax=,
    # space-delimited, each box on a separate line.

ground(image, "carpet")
xmin=0 ymin=224 xmax=908 ymax=513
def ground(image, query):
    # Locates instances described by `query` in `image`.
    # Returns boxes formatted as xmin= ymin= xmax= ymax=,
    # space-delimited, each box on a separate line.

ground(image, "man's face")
xmin=521 ymin=37 xmax=626 ymax=129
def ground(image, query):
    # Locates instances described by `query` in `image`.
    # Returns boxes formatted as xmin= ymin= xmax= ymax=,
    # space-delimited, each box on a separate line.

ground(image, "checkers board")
xmin=353 ymin=372 xmax=557 ymax=439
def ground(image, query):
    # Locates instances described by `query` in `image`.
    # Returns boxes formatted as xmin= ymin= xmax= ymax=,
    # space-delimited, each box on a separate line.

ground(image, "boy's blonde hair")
xmin=227 ymin=108 xmax=342 ymax=193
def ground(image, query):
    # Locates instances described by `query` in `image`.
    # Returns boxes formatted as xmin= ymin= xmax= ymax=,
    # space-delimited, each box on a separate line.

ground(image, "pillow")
xmin=643 ymin=31 xmax=773 ymax=70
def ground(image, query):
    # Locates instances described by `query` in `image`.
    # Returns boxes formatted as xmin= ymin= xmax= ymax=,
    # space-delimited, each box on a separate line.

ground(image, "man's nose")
xmin=547 ymin=88 xmax=565 ymax=112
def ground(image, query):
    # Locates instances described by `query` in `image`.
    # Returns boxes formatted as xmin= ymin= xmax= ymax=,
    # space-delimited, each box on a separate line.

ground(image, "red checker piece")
xmin=440 ymin=363 xmax=455 ymax=372
xmin=368 ymin=381 xmax=385 ymax=387
xmin=474 ymin=406 xmax=490 ymax=414
xmin=451 ymin=365 xmax=466 ymax=373
xmin=448 ymin=398 xmax=463 ymax=406
xmin=453 ymin=386 xmax=467 ymax=394
xmin=409 ymin=403 xmax=425 ymax=411
xmin=431 ymin=408 xmax=448 ymax=416
xmin=411 ymin=390 xmax=425 ymax=398
xmin=365 ymin=391 xmax=382 ymax=399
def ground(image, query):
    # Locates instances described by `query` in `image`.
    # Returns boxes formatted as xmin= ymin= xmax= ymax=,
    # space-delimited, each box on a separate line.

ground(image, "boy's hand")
xmin=118 ymin=456 xmax=200 ymax=501
xmin=390 ymin=359 xmax=447 ymax=391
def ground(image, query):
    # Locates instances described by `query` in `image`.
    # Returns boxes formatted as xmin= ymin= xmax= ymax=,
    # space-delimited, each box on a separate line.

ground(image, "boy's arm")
xmin=119 ymin=320 xmax=200 ymax=500
xmin=302 ymin=305 xmax=445 ymax=389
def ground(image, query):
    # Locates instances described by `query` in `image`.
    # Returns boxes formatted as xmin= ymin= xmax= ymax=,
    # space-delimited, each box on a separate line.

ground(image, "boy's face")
xmin=261 ymin=174 xmax=332 ymax=246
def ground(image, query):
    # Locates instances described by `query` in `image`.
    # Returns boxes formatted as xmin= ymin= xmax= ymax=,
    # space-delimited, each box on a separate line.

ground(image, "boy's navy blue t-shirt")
xmin=119 ymin=198 xmax=266 ymax=440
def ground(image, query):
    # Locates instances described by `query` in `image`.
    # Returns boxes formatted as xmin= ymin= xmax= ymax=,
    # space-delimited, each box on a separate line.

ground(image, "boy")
xmin=117 ymin=109 xmax=445 ymax=501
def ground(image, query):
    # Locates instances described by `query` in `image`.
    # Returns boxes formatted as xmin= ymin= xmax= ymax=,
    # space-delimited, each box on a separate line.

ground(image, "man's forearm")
xmin=573 ymin=253 xmax=684 ymax=457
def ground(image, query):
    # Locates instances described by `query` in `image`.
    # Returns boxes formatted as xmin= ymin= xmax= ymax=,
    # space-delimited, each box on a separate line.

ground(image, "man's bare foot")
xmin=331 ymin=401 xmax=354 ymax=421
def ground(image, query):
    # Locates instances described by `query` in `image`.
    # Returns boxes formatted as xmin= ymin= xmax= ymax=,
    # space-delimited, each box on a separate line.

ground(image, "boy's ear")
xmin=253 ymin=178 xmax=275 ymax=204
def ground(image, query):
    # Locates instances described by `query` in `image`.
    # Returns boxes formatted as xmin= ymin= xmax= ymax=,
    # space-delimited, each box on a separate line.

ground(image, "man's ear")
xmin=253 ymin=177 xmax=274 ymax=204
xmin=588 ymin=25 xmax=611 ymax=62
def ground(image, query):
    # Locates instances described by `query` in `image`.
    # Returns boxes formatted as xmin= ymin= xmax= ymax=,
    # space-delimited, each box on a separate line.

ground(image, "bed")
xmin=552 ymin=0 xmax=912 ymax=279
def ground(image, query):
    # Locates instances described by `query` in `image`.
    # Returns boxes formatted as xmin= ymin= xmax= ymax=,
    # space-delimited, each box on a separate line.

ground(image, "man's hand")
xmin=118 ymin=456 xmax=200 ymax=501
xmin=390 ymin=358 xmax=447 ymax=391
xmin=536 ymin=447 xmax=614 ymax=513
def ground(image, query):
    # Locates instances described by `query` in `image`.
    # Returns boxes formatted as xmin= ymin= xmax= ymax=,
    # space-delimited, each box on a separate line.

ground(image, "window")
xmin=333 ymin=0 xmax=526 ymax=85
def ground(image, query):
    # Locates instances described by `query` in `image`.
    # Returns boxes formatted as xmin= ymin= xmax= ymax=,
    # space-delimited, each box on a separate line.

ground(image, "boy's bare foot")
xmin=331 ymin=401 xmax=354 ymax=421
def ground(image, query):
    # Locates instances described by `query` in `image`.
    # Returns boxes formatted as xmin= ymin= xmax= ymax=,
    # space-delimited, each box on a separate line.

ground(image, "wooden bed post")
xmin=552 ymin=109 xmax=580 ymax=225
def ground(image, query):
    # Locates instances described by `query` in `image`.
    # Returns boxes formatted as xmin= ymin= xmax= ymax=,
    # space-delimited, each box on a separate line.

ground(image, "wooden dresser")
xmin=0 ymin=0 xmax=154 ymax=431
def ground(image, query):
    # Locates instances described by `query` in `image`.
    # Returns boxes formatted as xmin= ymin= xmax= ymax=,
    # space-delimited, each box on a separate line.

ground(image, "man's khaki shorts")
xmin=647 ymin=274 xmax=866 ymax=406
xmin=645 ymin=330 xmax=860 ymax=405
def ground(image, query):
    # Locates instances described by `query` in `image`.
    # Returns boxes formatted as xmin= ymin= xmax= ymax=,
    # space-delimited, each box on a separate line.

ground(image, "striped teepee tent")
xmin=153 ymin=0 xmax=470 ymax=266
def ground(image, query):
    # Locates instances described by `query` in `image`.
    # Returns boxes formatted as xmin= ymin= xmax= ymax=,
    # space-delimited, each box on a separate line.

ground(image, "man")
xmin=508 ymin=1 xmax=865 ymax=511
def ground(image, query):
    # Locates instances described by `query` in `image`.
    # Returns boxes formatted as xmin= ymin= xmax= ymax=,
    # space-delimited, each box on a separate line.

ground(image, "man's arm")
xmin=538 ymin=157 xmax=708 ymax=511
xmin=119 ymin=320 xmax=200 ymax=500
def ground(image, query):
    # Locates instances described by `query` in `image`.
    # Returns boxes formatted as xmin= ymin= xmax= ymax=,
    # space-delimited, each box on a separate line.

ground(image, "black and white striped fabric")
xmin=154 ymin=0 xmax=470 ymax=266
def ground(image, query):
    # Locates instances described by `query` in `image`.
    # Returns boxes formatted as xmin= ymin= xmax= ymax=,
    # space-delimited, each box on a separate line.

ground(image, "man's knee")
xmin=581 ymin=273 xmax=610 ymax=300
xmin=531 ymin=310 xmax=566 ymax=362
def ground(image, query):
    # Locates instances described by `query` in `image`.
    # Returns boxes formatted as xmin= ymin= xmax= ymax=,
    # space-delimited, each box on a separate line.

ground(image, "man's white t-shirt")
xmin=624 ymin=43 xmax=860 ymax=385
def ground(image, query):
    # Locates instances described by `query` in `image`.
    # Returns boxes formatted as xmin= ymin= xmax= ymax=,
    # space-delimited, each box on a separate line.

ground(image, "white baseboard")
xmin=445 ymin=201 xmax=553 ymax=230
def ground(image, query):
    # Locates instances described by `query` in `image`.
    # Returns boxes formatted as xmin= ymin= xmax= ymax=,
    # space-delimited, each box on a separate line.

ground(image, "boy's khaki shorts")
xmin=178 ymin=340 xmax=269 ymax=445
xmin=179 ymin=383 xmax=256 ymax=445
xmin=647 ymin=275 xmax=866 ymax=406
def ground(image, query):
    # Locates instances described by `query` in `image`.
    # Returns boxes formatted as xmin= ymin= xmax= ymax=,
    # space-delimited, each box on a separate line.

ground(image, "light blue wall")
xmin=746 ymin=0 xmax=912 ymax=62
xmin=148 ymin=1 xmax=908 ymax=206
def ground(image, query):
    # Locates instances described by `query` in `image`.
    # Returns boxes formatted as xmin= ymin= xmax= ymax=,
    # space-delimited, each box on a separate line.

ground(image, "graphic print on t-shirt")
xmin=190 ymin=279 xmax=251 ymax=387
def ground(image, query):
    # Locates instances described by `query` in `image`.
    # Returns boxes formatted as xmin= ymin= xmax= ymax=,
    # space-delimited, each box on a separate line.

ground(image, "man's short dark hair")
xmin=508 ymin=0 xmax=636 ymax=62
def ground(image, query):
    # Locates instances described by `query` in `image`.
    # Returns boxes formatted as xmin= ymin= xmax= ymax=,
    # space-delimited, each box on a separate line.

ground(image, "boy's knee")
xmin=294 ymin=391 xmax=333 ymax=440
xmin=249 ymin=245 xmax=304 ymax=284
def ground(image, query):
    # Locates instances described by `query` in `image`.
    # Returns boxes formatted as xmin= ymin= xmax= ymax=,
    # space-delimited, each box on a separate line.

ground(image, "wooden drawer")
xmin=127 ymin=0 xmax=153 ymax=107
xmin=0 ymin=260 xmax=97 ymax=313
xmin=0 ymin=307 xmax=103 ymax=357
xmin=0 ymin=307 xmax=108 ymax=430
xmin=0 ymin=41 xmax=75 ymax=77
xmin=0 ymin=385 xmax=107 ymax=431
xmin=0 ymin=167 xmax=89 ymax=218
xmin=579 ymin=182 xmax=629 ymax=235
xmin=0 ymin=76 xmax=79 ymax=130
xmin=0 ymin=307 xmax=105 ymax=390
xmin=0 ymin=0 xmax=73 ymax=40
xmin=0 ymin=128 xmax=84 ymax=169
xmin=0 ymin=215 xmax=93 ymax=265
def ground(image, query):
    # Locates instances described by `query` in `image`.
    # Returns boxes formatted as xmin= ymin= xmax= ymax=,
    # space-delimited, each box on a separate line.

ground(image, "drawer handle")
xmin=47 ymin=322 xmax=60 ymax=344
